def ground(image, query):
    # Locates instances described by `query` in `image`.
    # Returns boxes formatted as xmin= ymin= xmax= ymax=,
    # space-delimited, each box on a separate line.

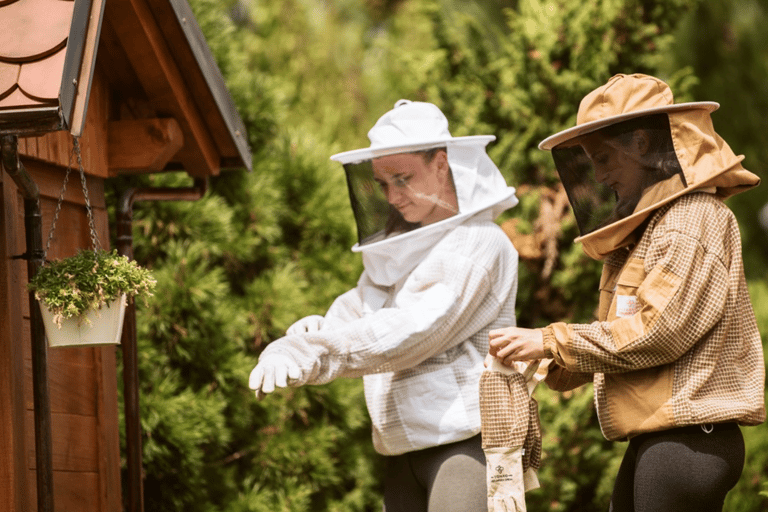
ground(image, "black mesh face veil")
xmin=551 ymin=113 xmax=687 ymax=236
xmin=343 ymin=159 xmax=415 ymax=245
xmin=342 ymin=148 xmax=458 ymax=246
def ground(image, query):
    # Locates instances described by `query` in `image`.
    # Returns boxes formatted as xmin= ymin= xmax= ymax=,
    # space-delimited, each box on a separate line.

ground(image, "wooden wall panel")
xmin=95 ymin=344 xmax=122 ymax=512
xmin=25 ymin=411 xmax=99 ymax=472
xmin=17 ymin=71 xmax=110 ymax=179
xmin=27 ymin=471 xmax=101 ymax=512
xmin=2 ymin=155 xmax=122 ymax=511
xmin=20 ymin=159 xmax=106 ymax=208
xmin=24 ymin=350 xmax=97 ymax=417
xmin=79 ymin=70 xmax=110 ymax=179
xmin=21 ymin=159 xmax=107 ymax=264
xmin=0 ymin=170 xmax=31 ymax=512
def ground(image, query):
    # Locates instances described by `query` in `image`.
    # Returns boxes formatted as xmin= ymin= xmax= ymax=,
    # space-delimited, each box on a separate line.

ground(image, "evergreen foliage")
xmin=664 ymin=0 xmax=768 ymax=276
xmin=110 ymin=0 xmax=768 ymax=510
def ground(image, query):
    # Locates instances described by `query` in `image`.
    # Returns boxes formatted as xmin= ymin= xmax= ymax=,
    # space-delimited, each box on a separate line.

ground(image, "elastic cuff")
xmin=540 ymin=326 xmax=557 ymax=360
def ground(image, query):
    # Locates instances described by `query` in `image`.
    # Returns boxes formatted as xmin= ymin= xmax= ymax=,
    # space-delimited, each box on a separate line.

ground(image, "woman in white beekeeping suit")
xmin=249 ymin=99 xmax=520 ymax=511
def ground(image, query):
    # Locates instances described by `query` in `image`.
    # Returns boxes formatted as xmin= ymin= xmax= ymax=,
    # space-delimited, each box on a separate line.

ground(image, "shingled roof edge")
xmin=0 ymin=106 xmax=61 ymax=136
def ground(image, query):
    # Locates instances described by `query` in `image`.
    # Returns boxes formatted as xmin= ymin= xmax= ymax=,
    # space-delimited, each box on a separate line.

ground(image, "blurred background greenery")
xmin=107 ymin=0 xmax=768 ymax=510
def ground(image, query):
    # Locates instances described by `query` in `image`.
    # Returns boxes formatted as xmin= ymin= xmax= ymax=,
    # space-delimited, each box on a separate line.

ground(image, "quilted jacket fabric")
xmin=543 ymin=192 xmax=766 ymax=440
xmin=260 ymin=216 xmax=519 ymax=455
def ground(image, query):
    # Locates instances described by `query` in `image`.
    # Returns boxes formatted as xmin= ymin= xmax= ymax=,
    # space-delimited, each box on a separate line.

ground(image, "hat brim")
xmin=538 ymin=102 xmax=719 ymax=151
xmin=330 ymin=135 xmax=495 ymax=164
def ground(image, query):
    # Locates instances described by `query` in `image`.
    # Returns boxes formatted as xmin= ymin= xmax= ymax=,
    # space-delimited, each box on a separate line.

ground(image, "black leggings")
xmin=609 ymin=422 xmax=744 ymax=512
xmin=382 ymin=434 xmax=486 ymax=512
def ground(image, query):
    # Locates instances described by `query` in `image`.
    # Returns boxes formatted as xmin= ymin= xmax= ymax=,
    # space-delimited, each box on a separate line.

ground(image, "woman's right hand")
xmin=489 ymin=326 xmax=545 ymax=365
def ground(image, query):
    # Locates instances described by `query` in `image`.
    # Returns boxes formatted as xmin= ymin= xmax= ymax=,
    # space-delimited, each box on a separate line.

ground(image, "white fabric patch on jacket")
xmin=615 ymin=295 xmax=641 ymax=318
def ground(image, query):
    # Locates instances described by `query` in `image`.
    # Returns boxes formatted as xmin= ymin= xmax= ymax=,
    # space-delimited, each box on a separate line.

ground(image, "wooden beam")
xmin=107 ymin=118 xmax=184 ymax=174
xmin=104 ymin=0 xmax=220 ymax=177
xmin=69 ymin=0 xmax=107 ymax=137
xmin=95 ymin=346 xmax=122 ymax=512
xmin=148 ymin=0 xmax=252 ymax=171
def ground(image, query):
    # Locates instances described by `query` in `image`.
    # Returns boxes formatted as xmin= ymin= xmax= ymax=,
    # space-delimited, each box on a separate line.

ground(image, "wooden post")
xmin=2 ymin=135 xmax=55 ymax=512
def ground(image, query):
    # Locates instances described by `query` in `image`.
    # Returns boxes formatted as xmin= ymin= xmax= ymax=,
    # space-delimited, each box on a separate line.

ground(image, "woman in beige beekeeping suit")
xmin=250 ymin=99 xmax=520 ymax=511
xmin=487 ymin=74 xmax=765 ymax=511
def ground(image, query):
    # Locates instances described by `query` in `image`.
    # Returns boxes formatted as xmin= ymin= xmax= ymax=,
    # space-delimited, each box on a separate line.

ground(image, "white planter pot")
xmin=39 ymin=294 xmax=127 ymax=347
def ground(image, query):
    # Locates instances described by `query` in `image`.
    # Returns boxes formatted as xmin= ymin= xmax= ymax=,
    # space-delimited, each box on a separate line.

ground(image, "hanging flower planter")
xmin=26 ymin=138 xmax=155 ymax=348
xmin=28 ymin=249 xmax=156 ymax=348
xmin=39 ymin=293 xmax=128 ymax=347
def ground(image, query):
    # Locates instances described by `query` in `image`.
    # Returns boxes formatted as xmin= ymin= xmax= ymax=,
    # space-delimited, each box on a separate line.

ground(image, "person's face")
xmin=580 ymin=131 xmax=649 ymax=202
xmin=372 ymin=150 xmax=457 ymax=225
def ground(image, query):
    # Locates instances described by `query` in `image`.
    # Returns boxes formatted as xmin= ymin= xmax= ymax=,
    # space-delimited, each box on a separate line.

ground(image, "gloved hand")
xmin=249 ymin=353 xmax=301 ymax=399
xmin=286 ymin=315 xmax=325 ymax=335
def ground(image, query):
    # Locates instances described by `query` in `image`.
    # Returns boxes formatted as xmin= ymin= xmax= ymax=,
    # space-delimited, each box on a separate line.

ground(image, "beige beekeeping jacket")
xmin=542 ymin=108 xmax=766 ymax=441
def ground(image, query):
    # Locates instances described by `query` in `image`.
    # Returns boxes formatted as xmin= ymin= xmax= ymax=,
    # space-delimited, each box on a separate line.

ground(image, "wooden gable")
xmin=0 ymin=0 xmax=252 ymax=176
xmin=0 ymin=1 xmax=252 ymax=511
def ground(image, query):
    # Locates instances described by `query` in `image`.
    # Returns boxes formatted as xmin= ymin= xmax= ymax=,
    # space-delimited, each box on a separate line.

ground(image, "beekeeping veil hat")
xmin=331 ymin=100 xmax=518 ymax=286
xmin=539 ymin=73 xmax=759 ymax=260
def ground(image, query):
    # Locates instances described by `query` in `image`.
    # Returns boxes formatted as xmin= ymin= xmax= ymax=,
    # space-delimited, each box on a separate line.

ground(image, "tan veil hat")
xmin=538 ymin=74 xmax=719 ymax=150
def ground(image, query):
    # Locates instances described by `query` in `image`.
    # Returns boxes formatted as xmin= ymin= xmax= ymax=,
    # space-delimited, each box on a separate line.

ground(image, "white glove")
xmin=486 ymin=447 xmax=527 ymax=512
xmin=249 ymin=353 xmax=301 ymax=398
xmin=286 ymin=315 xmax=325 ymax=335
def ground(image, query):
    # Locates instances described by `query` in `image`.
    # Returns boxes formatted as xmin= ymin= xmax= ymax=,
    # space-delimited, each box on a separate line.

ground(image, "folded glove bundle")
xmin=479 ymin=358 xmax=546 ymax=512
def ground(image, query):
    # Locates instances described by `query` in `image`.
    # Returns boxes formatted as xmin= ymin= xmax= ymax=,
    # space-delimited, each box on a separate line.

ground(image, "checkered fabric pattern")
xmin=479 ymin=371 xmax=541 ymax=472
xmin=479 ymin=363 xmax=543 ymax=512
xmin=543 ymin=193 xmax=766 ymax=440
xmin=260 ymin=218 xmax=519 ymax=455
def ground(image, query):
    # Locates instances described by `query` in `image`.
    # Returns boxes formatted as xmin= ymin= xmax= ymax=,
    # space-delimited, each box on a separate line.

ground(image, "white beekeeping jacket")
xmin=261 ymin=213 xmax=518 ymax=454
xmin=260 ymin=100 xmax=520 ymax=454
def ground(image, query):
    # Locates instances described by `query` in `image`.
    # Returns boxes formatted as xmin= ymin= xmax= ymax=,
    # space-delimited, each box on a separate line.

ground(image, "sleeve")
xmin=545 ymin=226 xmax=729 ymax=374
xmin=260 ymin=246 xmax=502 ymax=386
xmin=321 ymin=286 xmax=365 ymax=328
xmin=284 ymin=285 xmax=365 ymax=335
xmin=542 ymin=358 xmax=593 ymax=392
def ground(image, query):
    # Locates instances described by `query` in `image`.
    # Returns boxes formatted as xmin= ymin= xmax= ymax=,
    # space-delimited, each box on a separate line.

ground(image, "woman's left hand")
xmin=489 ymin=326 xmax=545 ymax=364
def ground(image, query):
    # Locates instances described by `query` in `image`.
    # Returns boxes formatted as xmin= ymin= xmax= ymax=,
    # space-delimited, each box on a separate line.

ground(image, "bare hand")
xmin=489 ymin=326 xmax=545 ymax=365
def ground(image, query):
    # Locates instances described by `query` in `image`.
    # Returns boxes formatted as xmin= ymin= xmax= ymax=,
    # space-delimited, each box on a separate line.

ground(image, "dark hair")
xmin=596 ymin=113 xmax=685 ymax=224
xmin=415 ymin=147 xmax=446 ymax=164
xmin=600 ymin=113 xmax=683 ymax=184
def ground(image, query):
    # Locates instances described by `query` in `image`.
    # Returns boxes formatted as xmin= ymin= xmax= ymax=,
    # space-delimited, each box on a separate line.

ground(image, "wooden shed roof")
xmin=0 ymin=0 xmax=252 ymax=176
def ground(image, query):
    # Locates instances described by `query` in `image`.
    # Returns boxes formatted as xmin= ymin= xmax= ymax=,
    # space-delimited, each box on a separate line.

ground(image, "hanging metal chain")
xmin=43 ymin=136 xmax=101 ymax=259
xmin=74 ymin=137 xmax=101 ymax=253
xmin=44 ymin=143 xmax=75 ymax=259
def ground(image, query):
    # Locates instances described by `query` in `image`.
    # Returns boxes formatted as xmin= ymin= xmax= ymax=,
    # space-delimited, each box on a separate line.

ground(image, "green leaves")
xmin=28 ymin=249 xmax=156 ymax=325
xmin=122 ymin=0 xmax=768 ymax=510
